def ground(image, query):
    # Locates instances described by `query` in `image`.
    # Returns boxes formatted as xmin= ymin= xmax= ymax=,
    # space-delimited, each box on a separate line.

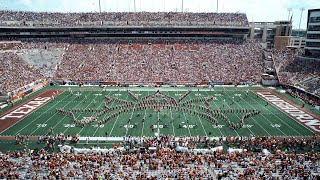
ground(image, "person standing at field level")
xmin=84 ymin=95 xmax=87 ymax=102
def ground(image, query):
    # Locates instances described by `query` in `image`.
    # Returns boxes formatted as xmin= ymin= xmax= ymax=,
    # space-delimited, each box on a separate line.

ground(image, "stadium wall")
xmin=54 ymin=80 xmax=257 ymax=88
xmin=261 ymin=78 xmax=278 ymax=86
xmin=0 ymin=26 xmax=249 ymax=39
xmin=9 ymin=80 xmax=47 ymax=102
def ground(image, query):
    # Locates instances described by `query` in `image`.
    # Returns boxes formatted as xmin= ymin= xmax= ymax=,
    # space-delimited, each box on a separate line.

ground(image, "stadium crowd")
xmin=0 ymin=52 xmax=43 ymax=93
xmin=1 ymin=9 xmax=319 ymax=180
xmin=285 ymin=88 xmax=320 ymax=106
xmin=55 ymin=39 xmax=264 ymax=84
xmin=272 ymin=49 xmax=320 ymax=97
xmin=0 ymin=11 xmax=249 ymax=27
xmin=1 ymin=38 xmax=318 ymax=109
xmin=0 ymin=135 xmax=319 ymax=179
xmin=3 ymin=39 xmax=264 ymax=89
xmin=301 ymin=78 xmax=320 ymax=97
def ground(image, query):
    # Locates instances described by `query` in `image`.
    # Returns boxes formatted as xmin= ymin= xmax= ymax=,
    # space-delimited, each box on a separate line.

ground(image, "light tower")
xmin=98 ymin=0 xmax=101 ymax=13
xmin=298 ymin=8 xmax=305 ymax=37
xmin=181 ymin=0 xmax=184 ymax=12
xmin=287 ymin=8 xmax=292 ymax=21
xmin=216 ymin=0 xmax=219 ymax=13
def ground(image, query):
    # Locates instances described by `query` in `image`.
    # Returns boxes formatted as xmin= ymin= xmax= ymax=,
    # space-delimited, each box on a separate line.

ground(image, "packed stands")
xmin=55 ymin=39 xmax=263 ymax=83
xmin=0 ymin=8 xmax=319 ymax=180
xmin=1 ymin=135 xmax=319 ymax=179
xmin=300 ymin=78 xmax=320 ymax=97
xmin=0 ymin=52 xmax=43 ymax=93
xmin=0 ymin=12 xmax=319 ymax=180
xmin=0 ymin=41 xmax=64 ymax=93
xmin=285 ymin=88 xmax=319 ymax=106
xmin=18 ymin=48 xmax=64 ymax=78
xmin=0 ymin=11 xmax=249 ymax=27
xmin=0 ymin=41 xmax=22 ymax=50
xmin=272 ymin=49 xmax=320 ymax=97
xmin=0 ymin=39 xmax=264 ymax=93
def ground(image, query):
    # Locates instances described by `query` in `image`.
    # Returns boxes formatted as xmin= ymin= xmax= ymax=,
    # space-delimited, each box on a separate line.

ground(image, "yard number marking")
xmin=36 ymin=124 xmax=47 ymax=128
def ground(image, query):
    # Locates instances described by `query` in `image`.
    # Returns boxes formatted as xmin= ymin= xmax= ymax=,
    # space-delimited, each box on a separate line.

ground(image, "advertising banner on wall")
xmin=209 ymin=82 xmax=224 ymax=86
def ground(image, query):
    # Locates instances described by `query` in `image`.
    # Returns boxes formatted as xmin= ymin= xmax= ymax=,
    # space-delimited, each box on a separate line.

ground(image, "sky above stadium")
xmin=0 ymin=0 xmax=319 ymax=29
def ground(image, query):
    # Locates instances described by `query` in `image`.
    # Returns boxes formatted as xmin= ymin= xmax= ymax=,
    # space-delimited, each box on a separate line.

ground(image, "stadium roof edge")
xmin=308 ymin=8 xmax=320 ymax=11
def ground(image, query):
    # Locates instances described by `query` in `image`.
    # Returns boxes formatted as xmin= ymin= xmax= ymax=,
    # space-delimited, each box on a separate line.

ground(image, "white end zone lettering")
xmin=255 ymin=91 xmax=320 ymax=133
xmin=0 ymin=97 xmax=51 ymax=120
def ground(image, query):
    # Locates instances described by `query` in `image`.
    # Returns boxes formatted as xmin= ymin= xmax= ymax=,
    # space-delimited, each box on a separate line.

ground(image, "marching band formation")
xmin=56 ymin=90 xmax=261 ymax=131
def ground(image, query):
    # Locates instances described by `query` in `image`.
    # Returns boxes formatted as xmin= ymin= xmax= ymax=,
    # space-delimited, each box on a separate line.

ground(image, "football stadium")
xmin=0 ymin=2 xmax=320 ymax=179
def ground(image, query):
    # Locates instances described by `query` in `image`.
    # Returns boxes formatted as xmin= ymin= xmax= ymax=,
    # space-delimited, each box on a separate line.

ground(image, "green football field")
xmin=0 ymin=86 xmax=316 ymax=138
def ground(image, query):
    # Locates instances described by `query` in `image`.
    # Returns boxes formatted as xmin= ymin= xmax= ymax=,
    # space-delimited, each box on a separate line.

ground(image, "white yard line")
xmin=249 ymin=91 xmax=303 ymax=136
xmin=109 ymin=93 xmax=130 ymax=136
xmin=75 ymin=90 xmax=107 ymax=135
xmin=0 ymin=91 xmax=56 ymax=135
xmin=59 ymin=91 xmax=95 ymax=135
xmin=124 ymin=90 xmax=140 ymax=137
xmin=92 ymin=91 xmax=113 ymax=137
xmin=204 ymin=91 xmax=226 ymax=137
xmin=182 ymin=111 xmax=192 ymax=137
xmin=141 ymin=91 xmax=149 ymax=137
xmin=170 ymin=107 xmax=176 ymax=137
xmin=29 ymin=93 xmax=84 ymax=136
xmin=239 ymin=91 xmax=286 ymax=136
xmin=157 ymin=111 xmax=161 ymax=136
xmin=176 ymin=90 xmax=192 ymax=137
xmin=187 ymin=92 xmax=208 ymax=136
xmin=12 ymin=91 xmax=69 ymax=136
xmin=48 ymin=91 xmax=94 ymax=133
xmin=221 ymin=87 xmax=262 ymax=136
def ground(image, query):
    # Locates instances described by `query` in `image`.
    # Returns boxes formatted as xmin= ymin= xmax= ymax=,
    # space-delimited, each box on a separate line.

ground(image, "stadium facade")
xmin=0 ymin=10 xmax=319 ymax=179
xmin=249 ymin=21 xmax=292 ymax=49
xmin=0 ymin=11 xmax=318 ymax=104
xmin=305 ymin=8 xmax=320 ymax=58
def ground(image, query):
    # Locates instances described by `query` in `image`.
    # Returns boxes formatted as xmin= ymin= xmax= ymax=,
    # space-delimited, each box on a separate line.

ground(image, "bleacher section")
xmin=0 ymin=52 xmax=43 ymax=93
xmin=272 ymin=49 xmax=320 ymax=97
xmin=18 ymin=48 xmax=64 ymax=77
xmin=300 ymin=77 xmax=320 ymax=96
xmin=54 ymin=39 xmax=263 ymax=83
xmin=0 ymin=11 xmax=249 ymax=27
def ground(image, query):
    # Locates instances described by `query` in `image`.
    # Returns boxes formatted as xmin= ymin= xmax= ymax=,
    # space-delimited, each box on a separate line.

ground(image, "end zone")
xmin=0 ymin=90 xmax=63 ymax=133
xmin=253 ymin=90 xmax=320 ymax=134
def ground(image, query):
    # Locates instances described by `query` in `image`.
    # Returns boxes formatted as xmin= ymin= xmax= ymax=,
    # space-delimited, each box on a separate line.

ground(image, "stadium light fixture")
xmin=287 ymin=8 xmax=292 ymax=21
xmin=216 ymin=0 xmax=219 ymax=13
xmin=181 ymin=0 xmax=184 ymax=12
